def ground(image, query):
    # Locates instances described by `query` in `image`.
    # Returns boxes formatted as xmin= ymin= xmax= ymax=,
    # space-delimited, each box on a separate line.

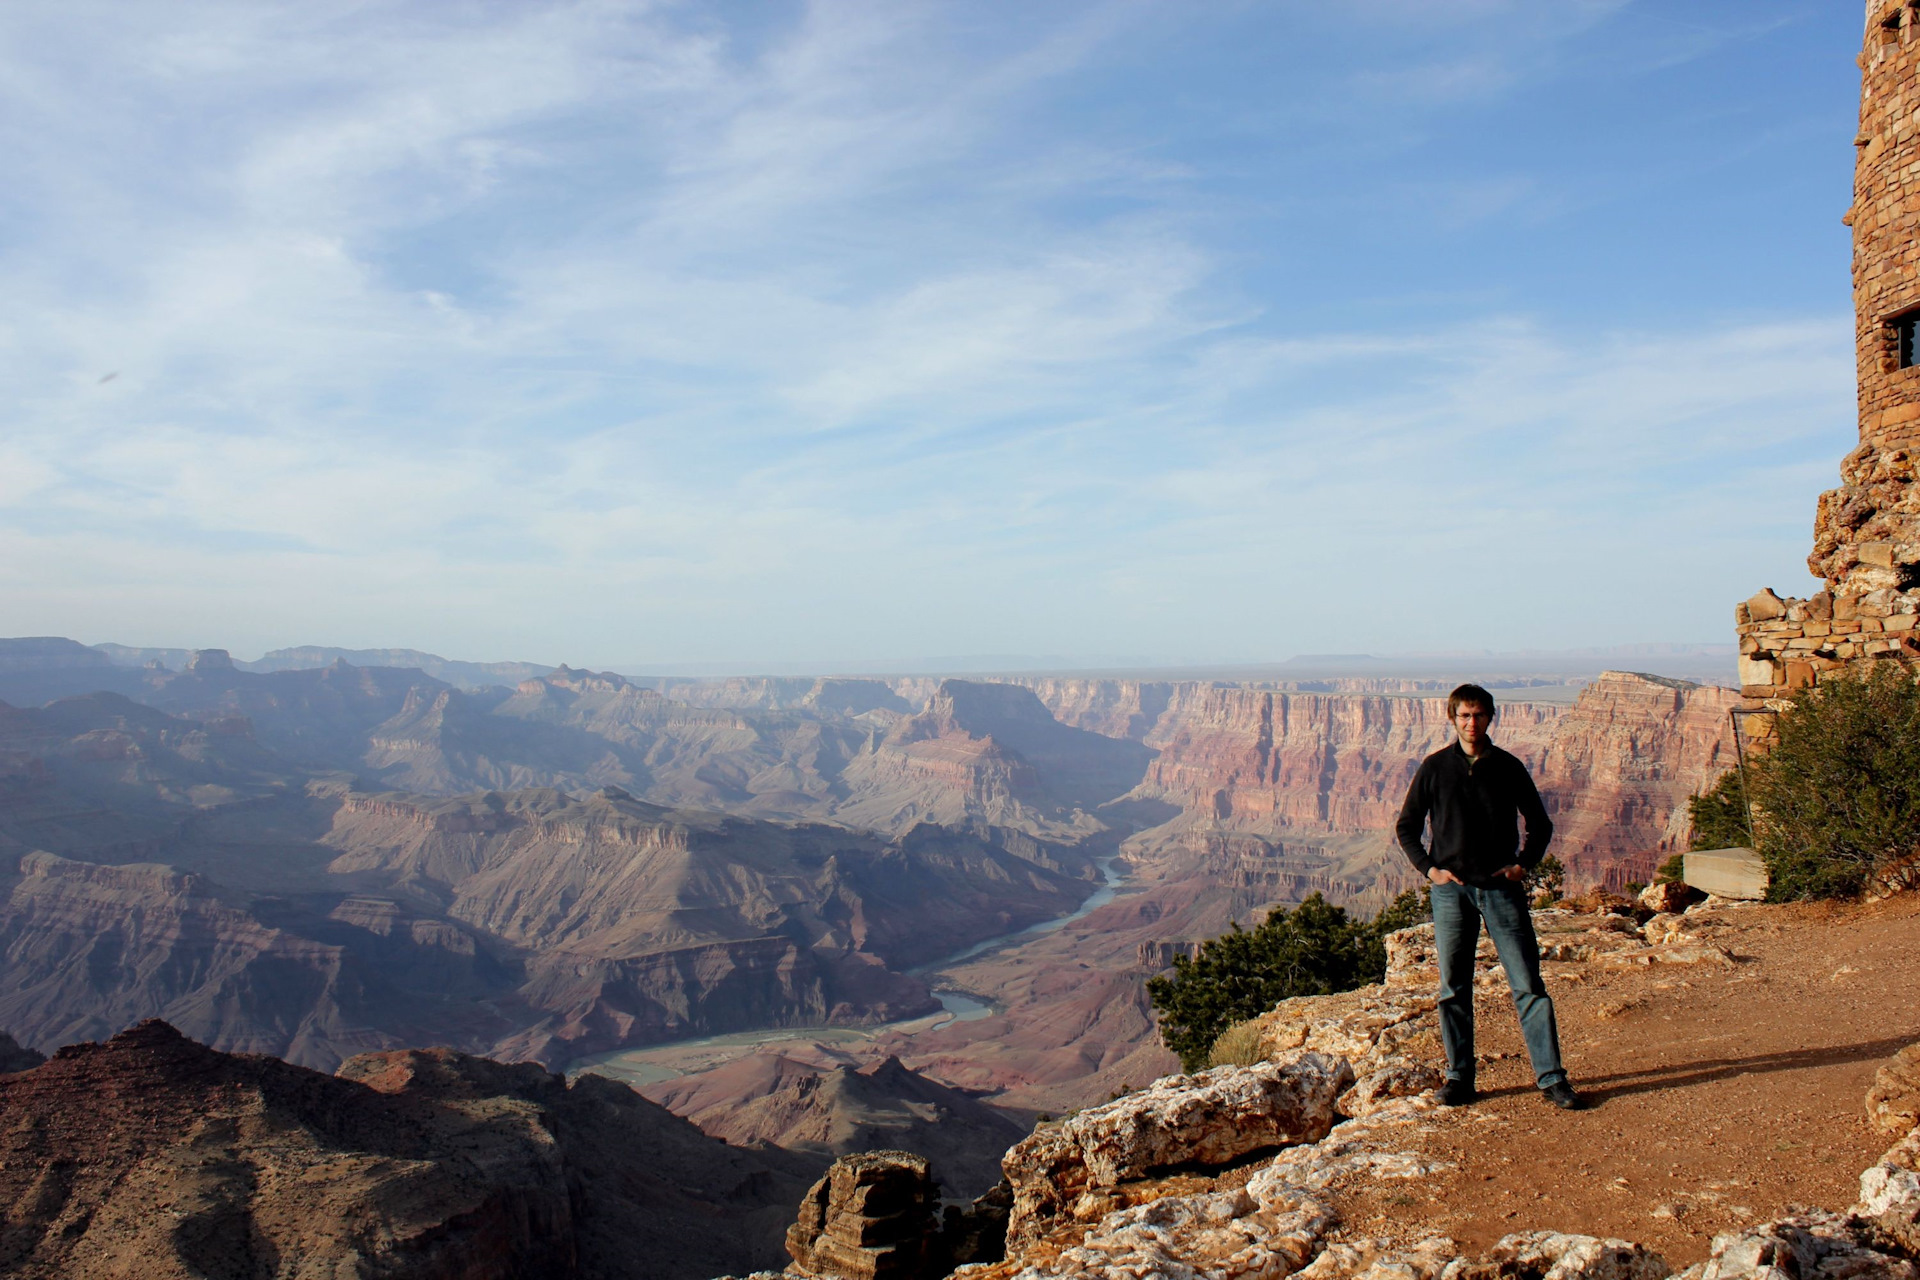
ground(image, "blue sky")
xmin=0 ymin=1 xmax=1869 ymax=670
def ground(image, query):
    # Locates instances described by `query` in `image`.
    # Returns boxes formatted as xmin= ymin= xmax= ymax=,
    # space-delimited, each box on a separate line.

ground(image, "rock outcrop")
xmin=1872 ymin=1045 xmax=1920 ymax=1136
xmin=1678 ymin=1209 xmax=1918 ymax=1280
xmin=1858 ymin=1125 xmax=1920 ymax=1259
xmin=0 ymin=1020 xmax=810 ymax=1279
xmin=786 ymin=1150 xmax=944 ymax=1280
xmin=1001 ymin=1051 xmax=1353 ymax=1251
xmin=1444 ymin=1233 xmax=1671 ymax=1280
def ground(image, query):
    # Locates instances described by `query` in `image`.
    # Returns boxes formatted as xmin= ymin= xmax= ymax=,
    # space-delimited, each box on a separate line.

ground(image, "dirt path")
xmin=1329 ymin=894 xmax=1920 ymax=1266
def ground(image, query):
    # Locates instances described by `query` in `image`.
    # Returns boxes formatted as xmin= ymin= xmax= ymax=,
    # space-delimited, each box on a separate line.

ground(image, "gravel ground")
xmin=1325 ymin=893 xmax=1920 ymax=1266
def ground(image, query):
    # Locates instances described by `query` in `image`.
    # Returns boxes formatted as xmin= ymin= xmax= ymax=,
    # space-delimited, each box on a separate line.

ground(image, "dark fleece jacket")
xmin=1395 ymin=740 xmax=1553 ymax=887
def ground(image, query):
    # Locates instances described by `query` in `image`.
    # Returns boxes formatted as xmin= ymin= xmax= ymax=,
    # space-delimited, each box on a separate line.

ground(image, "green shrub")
xmin=1687 ymin=769 xmax=1751 ymax=852
xmin=1691 ymin=665 xmax=1920 ymax=901
xmin=1146 ymin=889 xmax=1427 ymax=1072
xmin=1526 ymin=854 xmax=1565 ymax=903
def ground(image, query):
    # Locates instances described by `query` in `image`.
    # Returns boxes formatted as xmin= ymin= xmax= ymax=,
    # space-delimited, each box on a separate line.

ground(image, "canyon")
xmin=0 ymin=636 xmax=1744 ymax=1123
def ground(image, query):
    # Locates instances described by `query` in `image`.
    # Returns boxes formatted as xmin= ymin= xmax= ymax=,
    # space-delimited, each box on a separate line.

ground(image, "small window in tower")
xmin=1900 ymin=312 xmax=1920 ymax=369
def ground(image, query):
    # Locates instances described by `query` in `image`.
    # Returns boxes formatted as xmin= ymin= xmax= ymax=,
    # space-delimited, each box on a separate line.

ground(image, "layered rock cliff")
xmin=1530 ymin=672 xmax=1743 ymax=888
xmin=836 ymin=682 xmax=1153 ymax=844
xmin=0 ymin=849 xmax=514 ymax=1068
xmin=0 ymin=767 xmax=1094 ymax=1071
xmin=1015 ymin=673 xmax=1734 ymax=897
xmin=1132 ymin=686 xmax=1561 ymax=835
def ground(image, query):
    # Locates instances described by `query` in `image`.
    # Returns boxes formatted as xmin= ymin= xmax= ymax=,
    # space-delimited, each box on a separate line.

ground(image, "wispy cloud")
xmin=0 ymin=0 xmax=1859 ymax=666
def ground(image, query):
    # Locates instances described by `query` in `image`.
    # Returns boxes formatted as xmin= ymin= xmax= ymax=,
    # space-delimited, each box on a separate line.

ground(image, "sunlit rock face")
xmin=1528 ymin=672 xmax=1742 ymax=889
xmin=1020 ymin=672 xmax=1729 ymax=896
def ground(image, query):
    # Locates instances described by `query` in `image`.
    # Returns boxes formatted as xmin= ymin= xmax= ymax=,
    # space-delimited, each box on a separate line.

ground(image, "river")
xmin=568 ymin=852 xmax=1129 ymax=1089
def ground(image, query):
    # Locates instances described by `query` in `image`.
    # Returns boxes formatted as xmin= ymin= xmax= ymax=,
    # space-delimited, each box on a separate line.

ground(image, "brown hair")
xmin=1447 ymin=683 xmax=1495 ymax=720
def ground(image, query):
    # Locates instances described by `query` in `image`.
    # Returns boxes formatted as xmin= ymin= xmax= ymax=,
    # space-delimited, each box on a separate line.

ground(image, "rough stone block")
xmin=1439 ymin=1232 xmax=1669 ymax=1280
xmin=1638 ymin=881 xmax=1702 ymax=914
xmin=786 ymin=1151 xmax=941 ymax=1280
xmin=1336 ymin=1059 xmax=1444 ymax=1118
xmin=1683 ymin=1209 xmax=1919 ymax=1280
xmin=1021 ymin=1174 xmax=1337 ymax=1280
xmin=1000 ymin=1051 xmax=1352 ymax=1250
xmin=1869 ymin=1044 xmax=1920 ymax=1135
xmin=1857 ymin=1130 xmax=1920 ymax=1259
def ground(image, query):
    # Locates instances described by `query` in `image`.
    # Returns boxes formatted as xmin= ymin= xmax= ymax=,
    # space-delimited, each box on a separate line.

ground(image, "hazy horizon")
xmin=56 ymin=632 xmax=1739 ymax=686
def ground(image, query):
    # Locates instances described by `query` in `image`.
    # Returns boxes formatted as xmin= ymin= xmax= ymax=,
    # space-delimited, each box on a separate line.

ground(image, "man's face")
xmin=1453 ymin=701 xmax=1492 ymax=751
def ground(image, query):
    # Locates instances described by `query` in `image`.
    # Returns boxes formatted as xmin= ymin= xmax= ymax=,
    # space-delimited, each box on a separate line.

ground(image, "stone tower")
xmin=1736 ymin=0 xmax=1920 ymax=698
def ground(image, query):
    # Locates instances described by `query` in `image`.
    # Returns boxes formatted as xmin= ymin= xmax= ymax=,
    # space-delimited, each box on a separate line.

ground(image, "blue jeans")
xmin=1431 ymin=881 xmax=1567 ymax=1089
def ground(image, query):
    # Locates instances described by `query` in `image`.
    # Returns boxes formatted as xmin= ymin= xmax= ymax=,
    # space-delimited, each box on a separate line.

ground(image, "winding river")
xmin=568 ymin=853 xmax=1129 ymax=1089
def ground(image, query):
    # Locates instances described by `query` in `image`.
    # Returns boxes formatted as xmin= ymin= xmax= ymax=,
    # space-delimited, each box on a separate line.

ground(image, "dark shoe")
xmin=1441 ymin=1079 xmax=1478 ymax=1107
xmin=1541 ymin=1081 xmax=1583 ymax=1110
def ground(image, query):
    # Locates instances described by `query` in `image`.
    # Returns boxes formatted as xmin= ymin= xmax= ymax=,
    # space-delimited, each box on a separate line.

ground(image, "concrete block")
xmin=1685 ymin=848 xmax=1769 ymax=901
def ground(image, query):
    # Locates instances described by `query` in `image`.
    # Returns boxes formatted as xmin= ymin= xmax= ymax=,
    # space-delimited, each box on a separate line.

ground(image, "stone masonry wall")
xmin=1739 ymin=2 xmax=1920 ymax=700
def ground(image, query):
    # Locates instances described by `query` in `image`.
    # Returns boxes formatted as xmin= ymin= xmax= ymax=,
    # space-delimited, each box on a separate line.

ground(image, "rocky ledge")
xmin=751 ymin=892 xmax=1920 ymax=1280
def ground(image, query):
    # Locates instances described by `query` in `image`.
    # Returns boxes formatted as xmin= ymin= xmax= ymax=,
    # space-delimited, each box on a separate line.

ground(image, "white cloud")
xmin=0 ymin=0 xmax=1860 ymax=665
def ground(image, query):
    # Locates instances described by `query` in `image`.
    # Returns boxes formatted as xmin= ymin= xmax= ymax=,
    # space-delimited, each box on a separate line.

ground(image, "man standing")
xmin=1395 ymin=683 xmax=1582 ymax=1110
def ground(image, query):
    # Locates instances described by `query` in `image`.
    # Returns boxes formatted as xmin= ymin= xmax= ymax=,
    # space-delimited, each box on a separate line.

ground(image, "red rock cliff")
xmin=1530 ymin=671 xmax=1740 ymax=888
xmin=1020 ymin=674 xmax=1733 ymax=892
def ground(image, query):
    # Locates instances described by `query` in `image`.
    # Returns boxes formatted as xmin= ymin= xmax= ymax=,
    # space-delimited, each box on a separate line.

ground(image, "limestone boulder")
xmin=786 ymin=1150 xmax=942 ymax=1280
xmin=1295 ymin=1236 xmax=1460 ymax=1280
xmin=1868 ymin=1043 xmax=1920 ymax=1135
xmin=1337 ymin=1059 xmax=1444 ymax=1119
xmin=1641 ymin=913 xmax=1694 ymax=946
xmin=1856 ymin=1129 xmax=1920 ymax=1258
xmin=992 ymin=1177 xmax=1335 ymax=1280
xmin=1638 ymin=881 xmax=1702 ymax=915
xmin=1264 ymin=1129 xmax=1452 ymax=1194
xmin=1001 ymin=1051 xmax=1352 ymax=1251
xmin=1675 ymin=1209 xmax=1918 ymax=1280
xmin=1249 ymin=982 xmax=1440 ymax=1070
xmin=1439 ymin=1233 xmax=1669 ymax=1280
